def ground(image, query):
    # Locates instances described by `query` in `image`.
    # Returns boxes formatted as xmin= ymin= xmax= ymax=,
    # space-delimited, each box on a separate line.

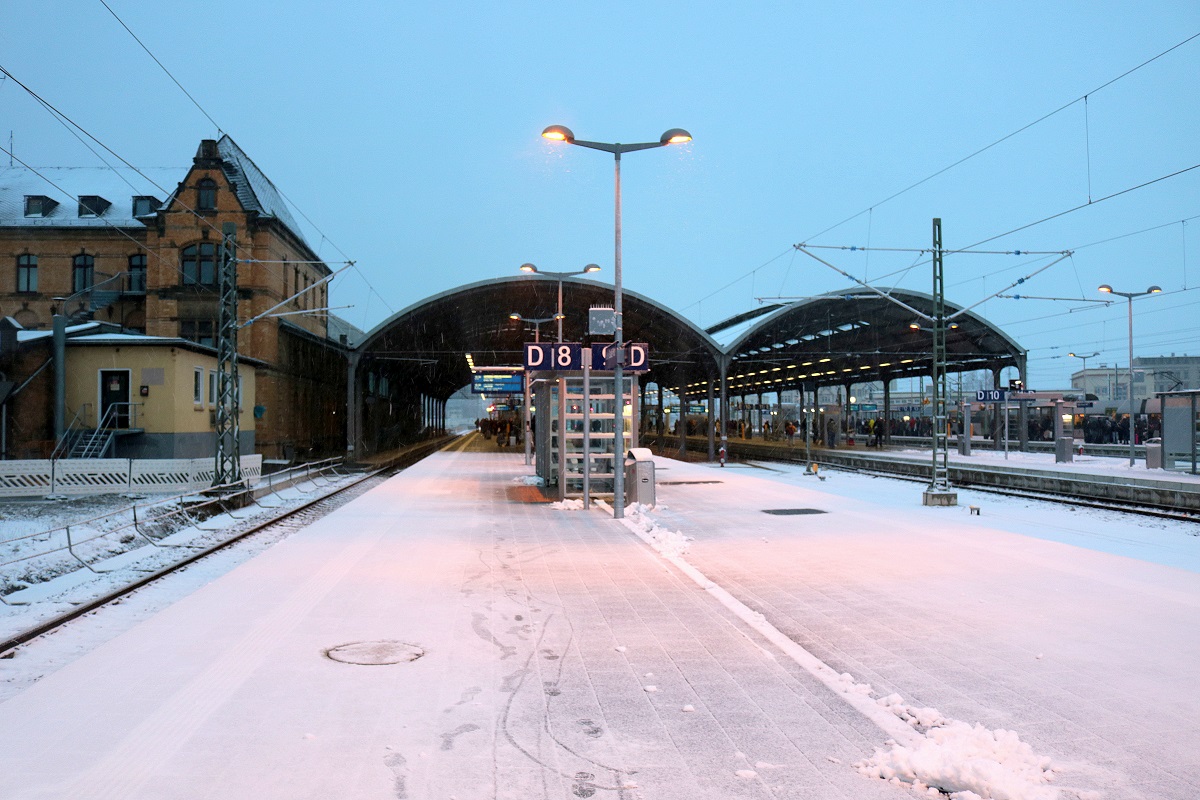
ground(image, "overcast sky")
xmin=2 ymin=1 xmax=1197 ymax=389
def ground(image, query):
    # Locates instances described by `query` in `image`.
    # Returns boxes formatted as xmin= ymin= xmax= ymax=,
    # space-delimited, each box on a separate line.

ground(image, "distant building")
xmin=1071 ymin=355 xmax=1200 ymax=412
xmin=0 ymin=136 xmax=350 ymax=459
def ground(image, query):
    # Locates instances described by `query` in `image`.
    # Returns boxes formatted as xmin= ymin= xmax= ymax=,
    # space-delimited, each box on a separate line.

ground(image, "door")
xmin=99 ymin=370 xmax=131 ymax=429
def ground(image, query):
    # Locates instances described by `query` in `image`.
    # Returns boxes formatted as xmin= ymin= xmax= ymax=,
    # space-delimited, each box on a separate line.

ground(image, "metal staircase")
xmin=68 ymin=427 xmax=117 ymax=458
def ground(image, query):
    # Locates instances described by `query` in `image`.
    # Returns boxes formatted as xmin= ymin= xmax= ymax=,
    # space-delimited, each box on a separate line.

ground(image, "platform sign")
xmin=1075 ymin=401 xmax=1094 ymax=408
xmin=524 ymin=342 xmax=650 ymax=372
xmin=590 ymin=342 xmax=650 ymax=372
xmin=472 ymin=372 xmax=523 ymax=394
xmin=524 ymin=342 xmax=582 ymax=370
xmin=976 ymin=389 xmax=1008 ymax=402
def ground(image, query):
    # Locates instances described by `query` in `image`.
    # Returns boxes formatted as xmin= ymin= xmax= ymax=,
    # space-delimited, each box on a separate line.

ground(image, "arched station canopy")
xmin=700 ymin=286 xmax=1025 ymax=398
xmin=355 ymin=275 xmax=724 ymax=399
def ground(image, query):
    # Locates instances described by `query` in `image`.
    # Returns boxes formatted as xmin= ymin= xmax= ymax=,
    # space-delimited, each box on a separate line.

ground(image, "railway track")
xmin=646 ymin=435 xmax=1200 ymax=524
xmin=0 ymin=439 xmax=448 ymax=657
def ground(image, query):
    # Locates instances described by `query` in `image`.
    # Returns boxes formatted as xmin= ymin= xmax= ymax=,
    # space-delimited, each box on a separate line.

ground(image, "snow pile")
xmin=834 ymin=671 xmax=874 ymax=696
xmin=549 ymin=499 xmax=584 ymax=510
xmin=511 ymin=475 xmax=544 ymax=486
xmin=857 ymin=716 xmax=1057 ymax=800
xmin=876 ymin=692 xmax=946 ymax=729
xmin=623 ymin=506 xmax=691 ymax=557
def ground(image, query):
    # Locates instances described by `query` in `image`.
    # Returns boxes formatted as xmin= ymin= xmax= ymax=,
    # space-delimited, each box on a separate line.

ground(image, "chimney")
xmin=195 ymin=139 xmax=220 ymax=163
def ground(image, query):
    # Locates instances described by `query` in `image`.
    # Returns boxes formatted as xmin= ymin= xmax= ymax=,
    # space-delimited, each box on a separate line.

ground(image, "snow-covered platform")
xmin=1 ymin=445 xmax=1198 ymax=799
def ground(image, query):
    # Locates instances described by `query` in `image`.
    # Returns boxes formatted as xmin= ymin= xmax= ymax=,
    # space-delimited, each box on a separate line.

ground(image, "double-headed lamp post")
xmin=518 ymin=263 xmax=601 ymax=342
xmin=1098 ymin=284 xmax=1162 ymax=467
xmin=509 ymin=312 xmax=563 ymax=344
xmin=542 ymin=124 xmax=692 ymax=519
xmin=1068 ymin=351 xmax=1099 ymax=390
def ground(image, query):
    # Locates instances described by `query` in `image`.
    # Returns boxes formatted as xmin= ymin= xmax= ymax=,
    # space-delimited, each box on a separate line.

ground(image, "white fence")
xmin=0 ymin=456 xmax=263 ymax=498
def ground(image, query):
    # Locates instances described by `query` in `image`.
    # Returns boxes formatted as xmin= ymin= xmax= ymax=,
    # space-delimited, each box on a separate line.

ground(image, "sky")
xmin=2 ymin=1 xmax=1198 ymax=391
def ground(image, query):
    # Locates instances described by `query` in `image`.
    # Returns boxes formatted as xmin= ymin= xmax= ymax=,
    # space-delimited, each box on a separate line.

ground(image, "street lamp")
xmin=508 ymin=312 xmax=564 ymax=344
xmin=518 ymin=262 xmax=601 ymax=342
xmin=1067 ymin=351 xmax=1099 ymax=389
xmin=1097 ymin=284 xmax=1162 ymax=466
xmin=542 ymin=124 xmax=692 ymax=519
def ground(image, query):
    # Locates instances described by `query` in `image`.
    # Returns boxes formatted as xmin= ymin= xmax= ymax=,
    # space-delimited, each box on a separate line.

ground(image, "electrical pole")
xmin=924 ymin=218 xmax=956 ymax=505
xmin=213 ymin=222 xmax=242 ymax=488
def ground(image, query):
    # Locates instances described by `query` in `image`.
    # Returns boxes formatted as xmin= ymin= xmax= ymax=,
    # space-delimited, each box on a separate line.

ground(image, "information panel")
xmin=472 ymin=372 xmax=523 ymax=394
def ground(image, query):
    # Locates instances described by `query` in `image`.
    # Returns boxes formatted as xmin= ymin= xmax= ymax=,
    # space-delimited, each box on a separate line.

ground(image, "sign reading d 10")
xmin=976 ymin=389 xmax=1007 ymax=402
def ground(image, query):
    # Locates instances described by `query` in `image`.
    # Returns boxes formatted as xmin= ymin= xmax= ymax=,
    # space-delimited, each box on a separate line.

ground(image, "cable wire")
xmin=98 ymin=0 xmax=223 ymax=137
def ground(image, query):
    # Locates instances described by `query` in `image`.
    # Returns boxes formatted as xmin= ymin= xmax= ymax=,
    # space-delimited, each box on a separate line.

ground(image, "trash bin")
xmin=1055 ymin=436 xmax=1074 ymax=463
xmin=1145 ymin=438 xmax=1163 ymax=469
xmin=624 ymin=447 xmax=656 ymax=508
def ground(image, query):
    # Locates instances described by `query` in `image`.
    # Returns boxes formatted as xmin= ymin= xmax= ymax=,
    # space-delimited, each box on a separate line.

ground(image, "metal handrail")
xmin=51 ymin=404 xmax=94 ymax=461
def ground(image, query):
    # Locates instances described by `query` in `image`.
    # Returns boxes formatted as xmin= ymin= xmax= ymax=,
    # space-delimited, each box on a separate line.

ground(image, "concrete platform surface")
xmin=0 ymin=442 xmax=1197 ymax=799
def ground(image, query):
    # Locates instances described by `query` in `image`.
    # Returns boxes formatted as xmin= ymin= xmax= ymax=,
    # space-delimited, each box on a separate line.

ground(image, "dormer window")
xmin=132 ymin=196 xmax=161 ymax=217
xmin=197 ymin=178 xmax=217 ymax=211
xmin=78 ymin=195 xmax=112 ymax=218
xmin=23 ymin=195 xmax=58 ymax=217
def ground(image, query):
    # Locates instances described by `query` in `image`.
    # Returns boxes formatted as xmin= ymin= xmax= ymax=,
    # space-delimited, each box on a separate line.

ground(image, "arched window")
xmin=181 ymin=242 xmax=218 ymax=286
xmin=197 ymin=178 xmax=217 ymax=210
xmin=73 ymin=253 xmax=94 ymax=293
xmin=17 ymin=254 xmax=37 ymax=293
xmin=128 ymin=253 xmax=147 ymax=292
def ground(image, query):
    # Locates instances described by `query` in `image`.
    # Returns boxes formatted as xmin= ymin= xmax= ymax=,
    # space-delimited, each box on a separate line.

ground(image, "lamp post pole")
xmin=1068 ymin=351 xmax=1099 ymax=392
xmin=510 ymin=312 xmax=561 ymax=465
xmin=1098 ymin=284 xmax=1162 ymax=467
xmin=518 ymin=263 xmax=601 ymax=343
xmin=542 ymin=125 xmax=691 ymax=519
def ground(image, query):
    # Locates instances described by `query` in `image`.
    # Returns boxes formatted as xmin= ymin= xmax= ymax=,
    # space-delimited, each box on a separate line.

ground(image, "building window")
xmin=17 ymin=254 xmax=37 ymax=293
xmin=73 ymin=253 xmax=95 ymax=293
xmin=78 ymin=195 xmax=111 ymax=217
xmin=180 ymin=319 xmax=216 ymax=348
xmin=128 ymin=253 xmax=147 ymax=292
xmin=132 ymin=196 xmax=160 ymax=217
xmin=193 ymin=368 xmax=204 ymax=405
xmin=208 ymin=370 xmax=218 ymax=406
xmin=23 ymin=195 xmax=57 ymax=217
xmin=181 ymin=242 xmax=217 ymax=286
xmin=197 ymin=178 xmax=217 ymax=211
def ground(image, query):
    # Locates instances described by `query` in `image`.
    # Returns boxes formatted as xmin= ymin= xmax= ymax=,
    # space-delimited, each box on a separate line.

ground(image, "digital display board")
xmin=472 ymin=372 xmax=523 ymax=394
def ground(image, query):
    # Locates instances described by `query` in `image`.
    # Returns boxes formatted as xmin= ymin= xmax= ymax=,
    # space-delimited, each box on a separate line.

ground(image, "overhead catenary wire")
xmin=686 ymin=32 xmax=1200 ymax=316
xmin=98 ymin=0 xmax=223 ymax=137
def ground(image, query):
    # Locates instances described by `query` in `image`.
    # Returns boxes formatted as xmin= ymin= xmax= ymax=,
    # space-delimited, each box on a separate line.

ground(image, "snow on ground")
xmin=638 ymin=453 xmax=1200 ymax=799
xmin=0 ymin=472 xmax=366 ymax=699
xmin=0 ymin=447 xmax=1197 ymax=799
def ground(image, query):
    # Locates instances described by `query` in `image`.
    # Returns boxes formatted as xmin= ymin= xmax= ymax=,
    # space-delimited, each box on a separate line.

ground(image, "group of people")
xmin=477 ymin=417 xmax=518 ymax=448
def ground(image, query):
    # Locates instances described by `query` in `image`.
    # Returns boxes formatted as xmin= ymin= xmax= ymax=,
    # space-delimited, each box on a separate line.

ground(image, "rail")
xmin=0 ymin=458 xmax=347 ymax=605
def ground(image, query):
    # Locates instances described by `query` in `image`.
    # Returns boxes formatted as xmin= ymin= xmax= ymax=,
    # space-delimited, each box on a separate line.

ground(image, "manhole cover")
xmin=324 ymin=640 xmax=425 ymax=665
xmin=762 ymin=508 xmax=827 ymax=515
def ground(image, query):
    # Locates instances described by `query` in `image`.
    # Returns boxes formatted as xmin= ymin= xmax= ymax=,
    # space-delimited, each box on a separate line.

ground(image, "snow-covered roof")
xmin=326 ymin=314 xmax=365 ymax=347
xmin=215 ymin=136 xmax=306 ymax=249
xmin=0 ymin=166 xmax=181 ymax=229
xmin=16 ymin=322 xmax=109 ymax=342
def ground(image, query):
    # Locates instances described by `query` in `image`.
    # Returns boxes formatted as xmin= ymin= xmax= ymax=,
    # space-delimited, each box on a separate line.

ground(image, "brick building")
xmin=0 ymin=136 xmax=348 ymax=459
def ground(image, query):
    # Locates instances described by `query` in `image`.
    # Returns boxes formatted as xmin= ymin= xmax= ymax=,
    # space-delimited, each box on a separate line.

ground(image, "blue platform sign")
xmin=524 ymin=342 xmax=650 ymax=372
xmin=590 ymin=342 xmax=650 ymax=372
xmin=524 ymin=343 xmax=583 ymax=370
xmin=976 ymin=389 xmax=1008 ymax=402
